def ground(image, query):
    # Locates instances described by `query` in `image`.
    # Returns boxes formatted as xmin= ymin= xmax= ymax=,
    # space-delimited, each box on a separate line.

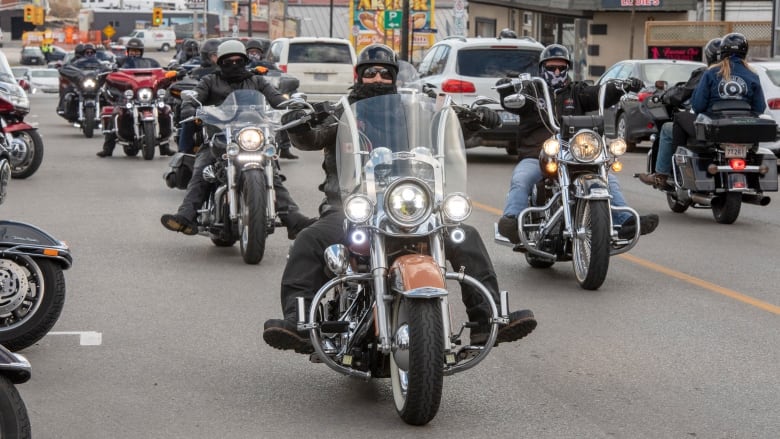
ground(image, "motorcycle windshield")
xmin=335 ymin=93 xmax=467 ymax=203
xmin=195 ymin=89 xmax=271 ymax=127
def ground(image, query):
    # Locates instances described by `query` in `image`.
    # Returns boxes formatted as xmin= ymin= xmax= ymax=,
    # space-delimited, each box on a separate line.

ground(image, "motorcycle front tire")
xmin=0 ymin=376 xmax=31 ymax=439
xmin=238 ymin=170 xmax=267 ymax=265
xmin=571 ymin=199 xmax=610 ymax=290
xmin=10 ymin=130 xmax=43 ymax=179
xmin=142 ymin=121 xmax=156 ymax=160
xmin=83 ymin=107 xmax=96 ymax=139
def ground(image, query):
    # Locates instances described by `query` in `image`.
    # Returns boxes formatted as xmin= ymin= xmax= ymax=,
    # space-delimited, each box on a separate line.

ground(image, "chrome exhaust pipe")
xmin=689 ymin=193 xmax=713 ymax=206
xmin=742 ymin=193 xmax=771 ymax=206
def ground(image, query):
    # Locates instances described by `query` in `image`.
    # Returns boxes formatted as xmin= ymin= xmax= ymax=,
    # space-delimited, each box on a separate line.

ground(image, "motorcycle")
xmin=283 ymin=91 xmax=510 ymax=425
xmin=174 ymin=89 xmax=289 ymax=264
xmin=637 ymin=87 xmax=778 ymax=224
xmin=0 ymin=344 xmax=32 ymax=438
xmin=100 ymin=67 xmax=174 ymax=160
xmin=0 ymin=80 xmax=43 ymax=179
xmin=0 ymin=144 xmax=71 ymax=352
xmin=493 ymin=74 xmax=640 ymax=290
xmin=58 ymin=65 xmax=108 ymax=138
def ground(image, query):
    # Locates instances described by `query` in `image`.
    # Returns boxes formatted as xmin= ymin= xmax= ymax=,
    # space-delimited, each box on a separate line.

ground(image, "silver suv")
xmin=417 ymin=36 xmax=544 ymax=154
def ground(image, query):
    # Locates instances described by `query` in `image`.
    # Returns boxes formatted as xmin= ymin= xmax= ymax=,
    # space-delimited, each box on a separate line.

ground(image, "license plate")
xmin=313 ymin=73 xmax=328 ymax=81
xmin=724 ymin=143 xmax=748 ymax=158
xmin=499 ymin=111 xmax=519 ymax=123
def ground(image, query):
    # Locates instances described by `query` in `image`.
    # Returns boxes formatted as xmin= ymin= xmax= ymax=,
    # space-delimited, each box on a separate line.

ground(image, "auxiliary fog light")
xmin=226 ymin=144 xmax=240 ymax=157
xmin=441 ymin=193 xmax=471 ymax=222
xmin=450 ymin=227 xmax=466 ymax=244
xmin=344 ymin=195 xmax=373 ymax=223
xmin=542 ymin=138 xmax=560 ymax=156
xmin=611 ymin=161 xmax=623 ymax=172
xmin=609 ymin=138 xmax=628 ymax=156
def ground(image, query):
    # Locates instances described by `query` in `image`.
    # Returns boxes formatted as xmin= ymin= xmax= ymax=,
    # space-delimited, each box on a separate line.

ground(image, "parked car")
xmin=27 ymin=68 xmax=60 ymax=93
xmin=597 ymin=58 xmax=705 ymax=150
xmin=415 ymin=35 xmax=545 ymax=154
xmin=750 ymin=61 xmax=780 ymax=161
xmin=20 ymin=46 xmax=46 ymax=66
xmin=11 ymin=67 xmax=32 ymax=93
xmin=267 ymin=37 xmax=356 ymax=103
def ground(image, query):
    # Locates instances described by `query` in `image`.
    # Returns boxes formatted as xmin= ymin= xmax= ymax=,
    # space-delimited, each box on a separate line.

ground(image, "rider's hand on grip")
xmin=254 ymin=66 xmax=268 ymax=75
xmin=475 ymin=106 xmax=502 ymax=129
xmin=626 ymin=77 xmax=644 ymax=93
xmin=495 ymin=77 xmax=516 ymax=97
xmin=281 ymin=109 xmax=308 ymax=125
xmin=176 ymin=70 xmax=188 ymax=80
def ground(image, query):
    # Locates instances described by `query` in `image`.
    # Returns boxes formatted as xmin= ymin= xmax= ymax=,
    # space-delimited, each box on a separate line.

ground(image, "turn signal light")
xmin=43 ymin=248 xmax=59 ymax=256
xmin=441 ymin=79 xmax=476 ymax=93
xmin=611 ymin=161 xmax=623 ymax=172
xmin=729 ymin=159 xmax=746 ymax=170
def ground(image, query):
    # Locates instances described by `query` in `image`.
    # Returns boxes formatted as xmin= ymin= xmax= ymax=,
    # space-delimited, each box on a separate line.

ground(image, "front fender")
xmin=573 ymin=174 xmax=612 ymax=200
xmin=389 ymin=254 xmax=446 ymax=295
xmin=0 ymin=220 xmax=73 ymax=269
xmin=3 ymin=122 xmax=35 ymax=133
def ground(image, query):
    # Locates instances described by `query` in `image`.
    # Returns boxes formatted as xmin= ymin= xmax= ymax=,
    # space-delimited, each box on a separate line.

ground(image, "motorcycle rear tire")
xmin=83 ymin=107 xmax=96 ymax=139
xmin=238 ymin=170 xmax=267 ymax=265
xmin=0 ymin=375 xmax=31 ymax=439
xmin=572 ymin=199 xmax=610 ymax=290
xmin=9 ymin=130 xmax=43 ymax=180
xmin=666 ymin=192 xmax=690 ymax=213
xmin=711 ymin=192 xmax=741 ymax=224
xmin=142 ymin=121 xmax=156 ymax=160
xmin=390 ymin=297 xmax=443 ymax=426
xmin=0 ymin=257 xmax=66 ymax=352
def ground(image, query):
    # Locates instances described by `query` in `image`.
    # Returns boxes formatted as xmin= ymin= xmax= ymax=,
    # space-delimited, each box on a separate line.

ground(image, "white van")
xmin=267 ymin=37 xmax=356 ymax=103
xmin=118 ymin=29 xmax=176 ymax=52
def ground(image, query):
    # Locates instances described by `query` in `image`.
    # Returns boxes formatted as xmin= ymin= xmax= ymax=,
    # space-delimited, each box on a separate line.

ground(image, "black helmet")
xmin=356 ymin=44 xmax=398 ymax=82
xmin=498 ymin=28 xmax=517 ymax=39
xmin=539 ymin=44 xmax=572 ymax=69
xmin=719 ymin=32 xmax=748 ymax=59
xmin=126 ymin=38 xmax=145 ymax=56
xmin=83 ymin=43 xmax=96 ymax=55
xmin=200 ymin=38 xmax=221 ymax=67
xmin=74 ymin=43 xmax=86 ymax=57
xmin=183 ymin=39 xmax=199 ymax=57
xmin=703 ymin=38 xmax=721 ymax=65
xmin=244 ymin=39 xmax=266 ymax=53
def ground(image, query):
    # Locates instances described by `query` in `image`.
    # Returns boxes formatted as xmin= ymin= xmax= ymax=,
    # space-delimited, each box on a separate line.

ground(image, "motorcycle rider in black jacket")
xmin=262 ymin=44 xmax=538 ymax=354
xmin=176 ymin=38 xmax=222 ymax=154
xmin=160 ymin=40 xmax=314 ymax=239
xmin=56 ymin=43 xmax=87 ymax=118
xmin=57 ymin=44 xmax=109 ymax=123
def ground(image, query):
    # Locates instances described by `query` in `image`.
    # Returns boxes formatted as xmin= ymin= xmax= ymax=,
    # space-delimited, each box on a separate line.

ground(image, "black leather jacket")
xmin=180 ymin=71 xmax=286 ymax=120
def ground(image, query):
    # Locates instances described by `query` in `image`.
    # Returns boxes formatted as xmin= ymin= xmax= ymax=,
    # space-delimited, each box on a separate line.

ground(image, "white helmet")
xmin=216 ymin=40 xmax=248 ymax=64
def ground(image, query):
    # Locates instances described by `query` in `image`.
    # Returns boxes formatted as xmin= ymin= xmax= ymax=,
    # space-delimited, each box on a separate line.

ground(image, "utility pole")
xmin=400 ymin=0 xmax=410 ymax=60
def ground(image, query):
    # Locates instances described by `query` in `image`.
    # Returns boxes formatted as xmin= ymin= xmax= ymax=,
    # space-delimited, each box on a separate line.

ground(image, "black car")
xmin=20 ymin=47 xmax=46 ymax=66
xmin=597 ymin=59 xmax=705 ymax=151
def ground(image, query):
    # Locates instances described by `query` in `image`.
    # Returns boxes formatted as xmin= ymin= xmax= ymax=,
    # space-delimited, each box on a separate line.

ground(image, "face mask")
xmin=351 ymin=82 xmax=397 ymax=102
xmin=220 ymin=60 xmax=248 ymax=81
xmin=542 ymin=66 xmax=569 ymax=90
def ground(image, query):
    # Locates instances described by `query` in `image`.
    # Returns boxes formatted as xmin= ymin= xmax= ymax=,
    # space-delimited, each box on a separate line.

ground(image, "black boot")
xmin=279 ymin=148 xmax=298 ymax=160
xmin=97 ymin=134 xmax=116 ymax=158
xmin=159 ymin=143 xmax=175 ymax=156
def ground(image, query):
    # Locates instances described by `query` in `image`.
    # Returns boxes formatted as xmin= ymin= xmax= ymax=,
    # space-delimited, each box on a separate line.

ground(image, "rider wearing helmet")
xmin=495 ymin=43 xmax=656 ymax=243
xmin=160 ymin=40 xmax=314 ymax=240
xmin=638 ymin=37 xmax=726 ymax=190
xmin=187 ymin=38 xmax=221 ymax=80
xmin=58 ymin=43 xmax=109 ymax=120
xmin=116 ymin=38 xmax=160 ymax=69
xmin=262 ymin=44 xmax=538 ymax=354
xmin=498 ymin=28 xmax=518 ymax=39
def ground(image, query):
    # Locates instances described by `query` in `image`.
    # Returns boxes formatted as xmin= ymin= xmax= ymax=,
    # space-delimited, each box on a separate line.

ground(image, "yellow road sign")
xmin=103 ymin=25 xmax=115 ymax=38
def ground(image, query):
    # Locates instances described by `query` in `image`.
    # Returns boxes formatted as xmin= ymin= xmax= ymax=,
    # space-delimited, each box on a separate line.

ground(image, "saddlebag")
xmin=694 ymin=113 xmax=778 ymax=144
xmin=163 ymin=153 xmax=195 ymax=190
xmin=673 ymin=146 xmax=779 ymax=192
xmin=560 ymin=115 xmax=603 ymax=136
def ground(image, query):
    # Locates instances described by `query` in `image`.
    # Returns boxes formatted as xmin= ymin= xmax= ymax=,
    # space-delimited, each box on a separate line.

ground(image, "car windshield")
xmin=31 ymin=69 xmax=58 ymax=78
xmin=641 ymin=63 xmax=701 ymax=86
xmin=456 ymin=48 xmax=540 ymax=78
xmin=288 ymin=43 xmax=352 ymax=64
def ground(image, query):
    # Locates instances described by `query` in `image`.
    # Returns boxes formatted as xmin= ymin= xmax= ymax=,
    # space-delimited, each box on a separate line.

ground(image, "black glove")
xmin=176 ymin=69 xmax=188 ymax=80
xmin=281 ymin=109 xmax=308 ymax=125
xmin=626 ymin=77 xmax=644 ymax=93
xmin=180 ymin=107 xmax=195 ymax=121
xmin=475 ymin=106 xmax=501 ymax=129
xmin=495 ymin=77 xmax=514 ymax=98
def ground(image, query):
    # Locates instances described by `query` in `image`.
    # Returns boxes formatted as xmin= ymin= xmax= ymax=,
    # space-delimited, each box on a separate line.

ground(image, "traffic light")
xmin=232 ymin=2 xmax=238 ymax=15
xmin=152 ymin=7 xmax=163 ymax=27
xmin=33 ymin=6 xmax=44 ymax=26
xmin=251 ymin=3 xmax=258 ymax=16
xmin=23 ymin=5 xmax=34 ymax=23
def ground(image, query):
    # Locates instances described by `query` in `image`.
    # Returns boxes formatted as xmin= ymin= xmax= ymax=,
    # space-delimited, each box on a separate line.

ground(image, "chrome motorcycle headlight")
xmin=609 ymin=138 xmax=628 ymax=156
xmin=124 ymin=90 xmax=134 ymax=99
xmin=157 ymin=89 xmax=166 ymax=99
xmin=83 ymin=78 xmax=96 ymax=89
xmin=441 ymin=193 xmax=471 ymax=223
xmin=137 ymin=88 xmax=153 ymax=102
xmin=344 ymin=194 xmax=373 ymax=223
xmin=542 ymin=137 xmax=560 ymax=156
xmin=226 ymin=143 xmax=240 ymax=157
xmin=385 ymin=179 xmax=431 ymax=228
xmin=237 ymin=128 xmax=264 ymax=151
xmin=569 ymin=130 xmax=603 ymax=162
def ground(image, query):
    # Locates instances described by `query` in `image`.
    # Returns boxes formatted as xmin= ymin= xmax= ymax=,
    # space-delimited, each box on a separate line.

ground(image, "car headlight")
xmin=83 ymin=78 xmax=96 ymax=89
xmin=237 ymin=128 xmax=264 ymax=151
xmin=137 ymin=88 xmax=153 ymax=102
xmin=569 ymin=130 xmax=603 ymax=162
xmin=609 ymin=138 xmax=627 ymax=156
xmin=542 ymin=137 xmax=560 ymax=156
xmin=344 ymin=194 xmax=373 ymax=223
xmin=385 ymin=179 xmax=431 ymax=228
xmin=441 ymin=193 xmax=471 ymax=223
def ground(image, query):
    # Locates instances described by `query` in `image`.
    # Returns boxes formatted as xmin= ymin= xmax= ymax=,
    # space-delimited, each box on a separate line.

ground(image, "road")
xmin=2 ymin=82 xmax=779 ymax=438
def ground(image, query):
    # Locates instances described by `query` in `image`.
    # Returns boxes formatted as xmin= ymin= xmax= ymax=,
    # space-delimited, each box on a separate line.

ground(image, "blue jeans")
xmin=655 ymin=121 xmax=674 ymax=175
xmin=503 ymin=158 xmax=631 ymax=225
xmin=178 ymin=121 xmax=195 ymax=153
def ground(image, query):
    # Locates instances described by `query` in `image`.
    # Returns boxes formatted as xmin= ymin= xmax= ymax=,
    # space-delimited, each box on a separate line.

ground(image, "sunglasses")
xmin=220 ymin=58 xmax=246 ymax=67
xmin=84 ymin=50 xmax=96 ymax=55
xmin=361 ymin=67 xmax=393 ymax=80
xmin=543 ymin=64 xmax=568 ymax=72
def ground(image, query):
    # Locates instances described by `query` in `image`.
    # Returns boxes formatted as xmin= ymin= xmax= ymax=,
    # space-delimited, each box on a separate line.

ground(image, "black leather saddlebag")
xmin=695 ymin=114 xmax=778 ymax=143
xmin=163 ymin=152 xmax=195 ymax=190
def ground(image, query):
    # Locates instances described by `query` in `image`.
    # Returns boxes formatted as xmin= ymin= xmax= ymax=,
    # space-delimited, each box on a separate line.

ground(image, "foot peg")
xmin=320 ymin=321 xmax=350 ymax=333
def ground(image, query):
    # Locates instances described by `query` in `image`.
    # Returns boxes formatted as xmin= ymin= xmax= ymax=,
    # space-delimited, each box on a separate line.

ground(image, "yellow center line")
xmin=473 ymin=201 xmax=780 ymax=315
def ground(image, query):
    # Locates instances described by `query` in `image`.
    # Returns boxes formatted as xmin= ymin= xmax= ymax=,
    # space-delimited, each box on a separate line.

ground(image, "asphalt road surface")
xmin=2 ymin=79 xmax=779 ymax=438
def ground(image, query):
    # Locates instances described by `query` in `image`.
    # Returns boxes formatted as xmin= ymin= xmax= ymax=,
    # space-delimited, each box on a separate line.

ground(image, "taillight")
xmin=767 ymin=98 xmax=780 ymax=109
xmin=637 ymin=92 xmax=652 ymax=102
xmin=279 ymin=64 xmax=287 ymax=73
xmin=729 ymin=158 xmax=747 ymax=170
xmin=441 ymin=79 xmax=475 ymax=93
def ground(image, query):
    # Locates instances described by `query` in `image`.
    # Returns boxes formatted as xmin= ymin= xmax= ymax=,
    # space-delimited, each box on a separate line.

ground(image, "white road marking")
xmin=48 ymin=331 xmax=102 ymax=345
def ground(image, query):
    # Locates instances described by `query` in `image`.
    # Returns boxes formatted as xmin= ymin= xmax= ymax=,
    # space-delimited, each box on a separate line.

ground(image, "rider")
xmin=176 ymin=38 xmax=222 ymax=154
xmin=57 ymin=44 xmax=109 ymax=122
xmin=636 ymin=38 xmax=722 ymax=189
xmin=56 ymin=44 xmax=88 ymax=116
xmin=263 ymin=44 xmax=537 ymax=354
xmin=160 ymin=40 xmax=315 ymax=239
xmin=496 ymin=44 xmax=659 ymax=243
xmin=115 ymin=38 xmax=161 ymax=69
xmin=171 ymin=39 xmax=200 ymax=67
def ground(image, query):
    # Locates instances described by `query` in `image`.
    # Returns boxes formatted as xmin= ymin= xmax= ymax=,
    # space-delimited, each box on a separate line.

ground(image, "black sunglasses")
xmin=361 ymin=67 xmax=393 ymax=80
xmin=220 ymin=58 xmax=246 ymax=67
xmin=84 ymin=50 xmax=96 ymax=55
xmin=543 ymin=64 xmax=568 ymax=72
